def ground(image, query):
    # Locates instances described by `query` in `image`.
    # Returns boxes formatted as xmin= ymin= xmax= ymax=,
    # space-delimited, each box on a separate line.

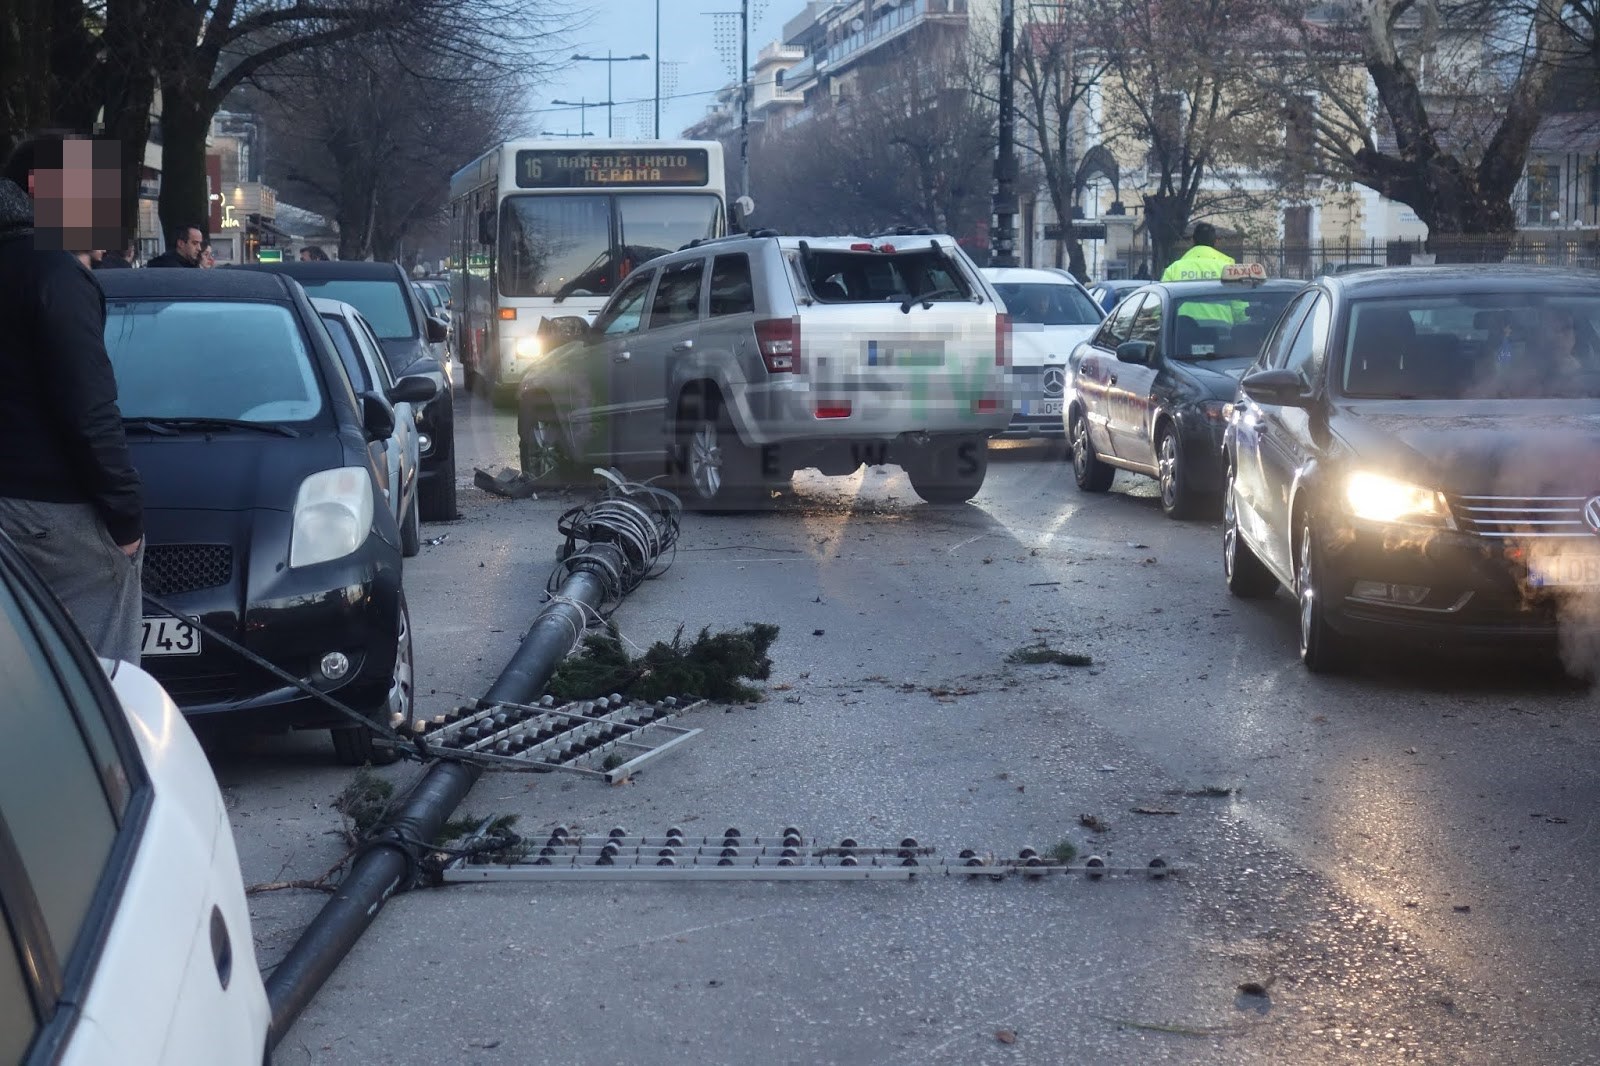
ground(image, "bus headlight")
xmin=513 ymin=335 xmax=542 ymax=362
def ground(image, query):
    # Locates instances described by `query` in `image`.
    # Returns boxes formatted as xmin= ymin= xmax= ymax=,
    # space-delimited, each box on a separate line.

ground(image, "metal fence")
xmin=1232 ymin=234 xmax=1600 ymax=280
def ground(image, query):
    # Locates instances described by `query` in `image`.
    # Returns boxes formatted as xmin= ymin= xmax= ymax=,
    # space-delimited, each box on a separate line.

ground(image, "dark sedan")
xmin=235 ymin=260 xmax=458 ymax=521
xmin=1222 ymin=265 xmax=1600 ymax=671
xmin=99 ymin=269 xmax=412 ymax=763
xmin=1064 ymin=273 xmax=1301 ymax=517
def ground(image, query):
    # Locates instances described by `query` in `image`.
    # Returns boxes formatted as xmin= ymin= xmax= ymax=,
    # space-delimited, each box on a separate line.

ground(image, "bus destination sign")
xmin=515 ymin=149 xmax=711 ymax=189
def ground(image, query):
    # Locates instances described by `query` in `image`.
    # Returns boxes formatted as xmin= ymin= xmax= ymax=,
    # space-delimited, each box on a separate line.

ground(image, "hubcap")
xmin=1222 ymin=472 xmax=1239 ymax=578
xmin=387 ymin=602 xmax=414 ymax=725
xmin=1158 ymin=433 xmax=1179 ymax=509
xmin=1072 ymin=418 xmax=1089 ymax=478
xmin=689 ymin=421 xmax=722 ymax=498
xmin=523 ymin=420 xmax=561 ymax=480
xmin=1297 ymin=531 xmax=1315 ymax=657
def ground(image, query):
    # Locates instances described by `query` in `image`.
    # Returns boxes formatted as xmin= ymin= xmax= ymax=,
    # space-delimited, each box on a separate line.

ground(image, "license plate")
xmin=864 ymin=339 xmax=945 ymax=367
xmin=1025 ymin=399 xmax=1064 ymax=417
xmin=1528 ymin=555 xmax=1600 ymax=588
xmin=141 ymin=617 xmax=202 ymax=657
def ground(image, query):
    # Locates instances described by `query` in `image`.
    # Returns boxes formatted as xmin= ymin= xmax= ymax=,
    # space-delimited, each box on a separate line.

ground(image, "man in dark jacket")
xmin=146 ymin=222 xmax=203 ymax=267
xmin=96 ymin=238 xmax=136 ymax=269
xmin=0 ymin=135 xmax=145 ymax=663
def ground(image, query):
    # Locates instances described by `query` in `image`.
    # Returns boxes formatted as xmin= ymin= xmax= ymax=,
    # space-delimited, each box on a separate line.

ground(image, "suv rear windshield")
xmin=798 ymin=249 xmax=972 ymax=304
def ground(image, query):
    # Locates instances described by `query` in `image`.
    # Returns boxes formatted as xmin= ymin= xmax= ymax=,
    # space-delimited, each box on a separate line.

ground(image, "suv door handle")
xmin=615 ymin=351 xmax=631 ymax=363
xmin=672 ymin=340 xmax=694 ymax=352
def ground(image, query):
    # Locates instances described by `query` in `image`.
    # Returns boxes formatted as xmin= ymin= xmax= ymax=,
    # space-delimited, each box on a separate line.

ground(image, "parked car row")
xmin=1062 ymin=263 xmax=1600 ymax=674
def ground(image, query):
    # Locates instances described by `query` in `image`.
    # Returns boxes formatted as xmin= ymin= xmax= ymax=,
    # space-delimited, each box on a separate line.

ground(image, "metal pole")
xmin=739 ymin=0 xmax=750 ymax=212
xmin=992 ymin=0 xmax=1018 ymax=267
xmin=607 ymin=51 xmax=615 ymax=138
xmin=581 ymin=97 xmax=587 ymax=138
xmin=655 ymin=0 xmax=662 ymax=139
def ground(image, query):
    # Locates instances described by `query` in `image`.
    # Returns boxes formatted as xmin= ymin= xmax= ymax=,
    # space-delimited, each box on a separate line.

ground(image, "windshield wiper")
xmin=123 ymin=417 xmax=299 ymax=438
xmin=899 ymin=287 xmax=968 ymax=314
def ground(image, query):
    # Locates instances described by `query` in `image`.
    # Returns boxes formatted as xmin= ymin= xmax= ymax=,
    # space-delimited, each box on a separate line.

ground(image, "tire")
xmin=1222 ymin=468 xmax=1278 ymax=598
xmin=518 ymin=403 xmax=584 ymax=487
xmin=1156 ymin=423 xmax=1203 ymax=520
xmin=676 ymin=390 xmax=762 ymax=511
xmin=1069 ymin=407 xmax=1115 ymax=492
xmin=330 ymin=592 xmax=412 ymax=766
xmin=400 ymin=492 xmax=421 ymax=558
xmin=904 ymin=435 xmax=988 ymax=504
xmin=1296 ymin=518 xmax=1352 ymax=674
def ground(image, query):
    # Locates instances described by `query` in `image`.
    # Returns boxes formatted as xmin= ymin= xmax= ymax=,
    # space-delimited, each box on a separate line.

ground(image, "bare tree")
xmin=1013 ymin=2 xmax=1115 ymax=280
xmin=1098 ymin=0 xmax=1295 ymax=273
xmin=750 ymin=37 xmax=995 ymax=242
xmin=1289 ymin=0 xmax=1573 ymax=251
xmin=248 ymin=35 xmax=521 ymax=260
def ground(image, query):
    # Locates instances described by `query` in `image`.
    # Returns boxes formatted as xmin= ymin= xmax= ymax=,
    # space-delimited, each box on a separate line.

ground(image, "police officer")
xmin=1161 ymin=222 xmax=1234 ymax=282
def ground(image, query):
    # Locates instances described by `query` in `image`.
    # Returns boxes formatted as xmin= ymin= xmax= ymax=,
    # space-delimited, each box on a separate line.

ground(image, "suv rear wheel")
xmin=904 ymin=434 xmax=988 ymax=504
xmin=677 ymin=390 xmax=761 ymax=511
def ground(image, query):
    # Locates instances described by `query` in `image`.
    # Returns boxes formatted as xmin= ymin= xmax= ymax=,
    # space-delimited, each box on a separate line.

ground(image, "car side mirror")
xmin=425 ymin=315 xmax=448 ymax=343
xmin=387 ymin=375 xmax=438 ymax=405
xmin=541 ymin=315 xmax=592 ymax=342
xmin=1116 ymin=340 xmax=1156 ymax=366
xmin=361 ymin=392 xmax=396 ymax=441
xmin=1240 ymin=368 xmax=1312 ymax=408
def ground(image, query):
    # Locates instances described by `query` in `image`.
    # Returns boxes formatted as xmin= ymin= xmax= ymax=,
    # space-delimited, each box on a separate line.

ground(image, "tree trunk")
xmin=156 ymin=98 xmax=212 ymax=242
xmin=1143 ymin=193 xmax=1185 ymax=278
xmin=1066 ymin=238 xmax=1088 ymax=283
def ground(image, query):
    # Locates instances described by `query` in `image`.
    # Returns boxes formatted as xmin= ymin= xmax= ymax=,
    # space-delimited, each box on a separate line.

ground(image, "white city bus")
xmin=447 ymin=139 xmax=728 ymax=397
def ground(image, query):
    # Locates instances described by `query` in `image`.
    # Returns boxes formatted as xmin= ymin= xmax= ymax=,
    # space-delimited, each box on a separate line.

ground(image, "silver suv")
xmin=515 ymin=231 xmax=1015 ymax=507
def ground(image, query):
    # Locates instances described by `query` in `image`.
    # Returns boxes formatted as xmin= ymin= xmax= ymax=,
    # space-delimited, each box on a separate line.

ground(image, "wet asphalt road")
xmin=220 ymin=392 xmax=1600 ymax=1065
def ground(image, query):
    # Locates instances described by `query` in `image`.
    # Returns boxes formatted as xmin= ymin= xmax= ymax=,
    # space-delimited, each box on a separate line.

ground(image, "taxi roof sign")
xmin=1220 ymin=262 xmax=1268 ymax=282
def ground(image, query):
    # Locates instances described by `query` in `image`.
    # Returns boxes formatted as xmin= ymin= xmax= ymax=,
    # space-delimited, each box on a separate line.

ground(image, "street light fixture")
xmin=570 ymin=52 xmax=650 ymax=138
xmin=551 ymin=98 xmax=613 ymax=138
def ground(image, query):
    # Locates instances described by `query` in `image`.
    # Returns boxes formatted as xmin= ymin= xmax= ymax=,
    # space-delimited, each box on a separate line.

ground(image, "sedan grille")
xmin=143 ymin=544 xmax=234 ymax=596
xmin=1450 ymin=495 xmax=1593 ymax=539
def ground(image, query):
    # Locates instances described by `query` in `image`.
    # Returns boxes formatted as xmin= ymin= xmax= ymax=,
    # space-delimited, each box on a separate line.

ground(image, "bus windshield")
xmin=498 ymin=193 xmax=722 ymax=299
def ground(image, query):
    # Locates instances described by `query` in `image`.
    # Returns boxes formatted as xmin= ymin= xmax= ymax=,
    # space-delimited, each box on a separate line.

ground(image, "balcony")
xmin=822 ymin=0 xmax=964 ymax=74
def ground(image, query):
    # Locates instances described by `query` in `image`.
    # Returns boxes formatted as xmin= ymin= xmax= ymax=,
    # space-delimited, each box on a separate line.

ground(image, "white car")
xmin=983 ymin=267 xmax=1106 ymax=438
xmin=0 ymin=534 xmax=269 ymax=1064
xmin=314 ymin=297 xmax=438 ymax=557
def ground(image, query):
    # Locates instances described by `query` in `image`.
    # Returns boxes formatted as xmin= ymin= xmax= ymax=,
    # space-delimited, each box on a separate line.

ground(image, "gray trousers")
xmin=0 ymin=498 xmax=144 ymax=664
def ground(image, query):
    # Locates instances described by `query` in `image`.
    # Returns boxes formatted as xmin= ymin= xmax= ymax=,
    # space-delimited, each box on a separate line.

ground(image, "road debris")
xmin=425 ymin=532 xmax=450 ymax=547
xmin=1131 ymin=806 xmax=1180 ymax=816
xmin=1006 ymin=643 xmax=1093 ymax=667
xmin=546 ymin=623 xmax=780 ymax=703
xmin=474 ymin=466 xmax=539 ymax=500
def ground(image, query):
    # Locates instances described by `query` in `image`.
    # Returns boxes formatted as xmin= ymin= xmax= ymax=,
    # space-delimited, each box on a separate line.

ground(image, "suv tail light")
xmin=995 ymin=312 xmax=1012 ymax=367
xmin=755 ymin=318 xmax=800 ymax=373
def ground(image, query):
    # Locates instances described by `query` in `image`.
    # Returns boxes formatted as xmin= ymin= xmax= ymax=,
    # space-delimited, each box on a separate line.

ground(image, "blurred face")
xmin=27 ymin=138 xmax=122 ymax=253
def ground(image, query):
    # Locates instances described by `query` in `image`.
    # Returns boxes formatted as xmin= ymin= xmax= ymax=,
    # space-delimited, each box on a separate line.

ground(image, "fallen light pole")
xmin=264 ymin=474 xmax=681 ymax=1049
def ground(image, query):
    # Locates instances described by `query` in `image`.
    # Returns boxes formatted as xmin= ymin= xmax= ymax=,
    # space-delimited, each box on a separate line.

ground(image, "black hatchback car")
xmin=235 ymin=260 xmax=458 ymax=521
xmin=1222 ymin=266 xmax=1600 ymax=671
xmin=98 ymin=269 xmax=412 ymax=763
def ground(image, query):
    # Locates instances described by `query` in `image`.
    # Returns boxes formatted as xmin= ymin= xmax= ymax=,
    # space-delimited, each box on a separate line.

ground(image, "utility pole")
xmin=992 ymin=0 xmax=1019 ymax=267
xmin=740 ymin=0 xmax=750 ymax=217
xmin=655 ymin=0 xmax=662 ymax=138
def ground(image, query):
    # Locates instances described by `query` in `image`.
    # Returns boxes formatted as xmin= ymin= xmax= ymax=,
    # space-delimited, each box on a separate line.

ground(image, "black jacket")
xmin=145 ymin=250 xmax=197 ymax=268
xmin=94 ymin=252 xmax=132 ymax=270
xmin=0 ymin=179 xmax=143 ymax=544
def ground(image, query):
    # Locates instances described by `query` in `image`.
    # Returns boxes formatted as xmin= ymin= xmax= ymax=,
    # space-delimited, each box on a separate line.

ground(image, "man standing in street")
xmin=146 ymin=222 xmax=203 ymax=267
xmin=1161 ymin=222 xmax=1234 ymax=282
xmin=0 ymin=135 xmax=145 ymax=663
xmin=97 ymin=237 xmax=137 ymax=269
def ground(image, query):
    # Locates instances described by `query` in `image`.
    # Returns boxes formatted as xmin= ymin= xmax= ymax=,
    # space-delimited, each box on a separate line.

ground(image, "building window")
xmin=1524 ymin=162 xmax=1561 ymax=227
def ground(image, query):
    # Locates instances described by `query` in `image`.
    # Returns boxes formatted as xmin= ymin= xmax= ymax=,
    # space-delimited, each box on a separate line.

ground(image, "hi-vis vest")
xmin=1162 ymin=245 xmax=1237 ymax=323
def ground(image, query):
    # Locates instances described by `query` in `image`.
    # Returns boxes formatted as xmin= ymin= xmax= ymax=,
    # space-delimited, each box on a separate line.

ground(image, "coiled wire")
xmin=546 ymin=469 xmax=682 ymax=619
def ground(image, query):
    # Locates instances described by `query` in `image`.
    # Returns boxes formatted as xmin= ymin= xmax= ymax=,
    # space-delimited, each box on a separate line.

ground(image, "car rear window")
xmin=799 ymin=249 xmax=972 ymax=304
xmin=292 ymin=278 xmax=416 ymax=339
xmin=1342 ymin=294 xmax=1600 ymax=399
xmin=320 ymin=314 xmax=375 ymax=391
xmin=993 ymin=282 xmax=1103 ymax=326
xmin=1170 ymin=291 xmax=1296 ymax=359
xmin=106 ymin=300 xmax=326 ymax=422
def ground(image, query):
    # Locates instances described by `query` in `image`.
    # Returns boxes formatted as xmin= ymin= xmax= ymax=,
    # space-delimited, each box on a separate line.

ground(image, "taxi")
xmin=1061 ymin=264 xmax=1300 ymax=517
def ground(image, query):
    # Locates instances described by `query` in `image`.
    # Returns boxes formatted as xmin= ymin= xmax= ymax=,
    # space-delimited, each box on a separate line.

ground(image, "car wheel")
xmin=1223 ymin=468 xmax=1277 ymax=598
xmin=1156 ymin=424 xmax=1202 ymax=520
xmin=330 ymin=592 xmax=411 ymax=766
xmin=1070 ymin=408 xmax=1115 ymax=492
xmin=904 ymin=435 xmax=988 ymax=504
xmin=1297 ymin=519 xmax=1351 ymax=673
xmin=518 ymin=405 xmax=583 ymax=487
xmin=400 ymin=492 xmax=421 ymax=558
xmin=677 ymin=391 xmax=760 ymax=512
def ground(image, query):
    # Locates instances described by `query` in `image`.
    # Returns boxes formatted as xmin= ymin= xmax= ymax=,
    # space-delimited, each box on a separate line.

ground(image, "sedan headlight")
xmin=290 ymin=467 xmax=375 ymax=568
xmin=1344 ymin=471 xmax=1455 ymax=528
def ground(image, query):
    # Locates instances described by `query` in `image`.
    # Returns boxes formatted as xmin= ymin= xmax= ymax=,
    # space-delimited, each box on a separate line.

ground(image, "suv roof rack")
xmin=681 ymin=228 xmax=781 ymax=251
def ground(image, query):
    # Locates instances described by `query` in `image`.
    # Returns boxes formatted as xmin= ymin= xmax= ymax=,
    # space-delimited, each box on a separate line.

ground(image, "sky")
xmin=529 ymin=0 xmax=797 ymax=141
